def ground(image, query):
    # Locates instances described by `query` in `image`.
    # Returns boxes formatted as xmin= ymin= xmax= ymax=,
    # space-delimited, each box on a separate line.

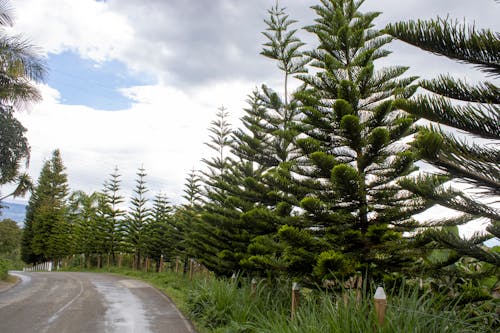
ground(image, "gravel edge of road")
xmin=0 ymin=273 xmax=21 ymax=293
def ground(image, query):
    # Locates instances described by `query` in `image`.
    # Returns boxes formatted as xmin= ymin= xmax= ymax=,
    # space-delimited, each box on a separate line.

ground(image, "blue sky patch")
xmin=46 ymin=51 xmax=154 ymax=110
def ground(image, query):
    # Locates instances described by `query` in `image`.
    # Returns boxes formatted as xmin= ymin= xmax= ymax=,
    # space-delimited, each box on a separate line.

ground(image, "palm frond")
xmin=0 ymin=0 xmax=14 ymax=26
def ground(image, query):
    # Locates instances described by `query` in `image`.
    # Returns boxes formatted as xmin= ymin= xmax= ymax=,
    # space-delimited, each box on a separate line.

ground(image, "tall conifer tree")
xmin=96 ymin=167 xmax=125 ymax=265
xmin=273 ymin=0 xmax=429 ymax=281
xmin=126 ymin=166 xmax=151 ymax=269
xmin=143 ymin=192 xmax=174 ymax=270
xmin=190 ymin=107 xmax=235 ymax=273
xmin=242 ymin=3 xmax=309 ymax=276
xmin=23 ymin=149 xmax=69 ymax=262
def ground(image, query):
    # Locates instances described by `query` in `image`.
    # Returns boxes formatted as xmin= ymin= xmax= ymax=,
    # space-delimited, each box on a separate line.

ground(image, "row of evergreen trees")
xmin=21 ymin=153 xmax=178 ymax=270
xmin=21 ymin=0 xmax=498 ymax=290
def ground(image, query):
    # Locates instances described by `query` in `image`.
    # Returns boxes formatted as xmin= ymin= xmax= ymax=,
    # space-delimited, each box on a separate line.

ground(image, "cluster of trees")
xmin=18 ymin=0 xmax=499 ymax=297
xmin=21 ymin=152 xmax=180 ymax=271
xmin=187 ymin=0 xmax=499 ymax=287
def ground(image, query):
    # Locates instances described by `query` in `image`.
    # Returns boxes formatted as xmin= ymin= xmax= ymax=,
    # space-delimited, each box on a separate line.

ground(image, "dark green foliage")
xmin=273 ymin=0 xmax=425 ymax=282
xmin=143 ymin=193 xmax=174 ymax=270
xmin=0 ymin=218 xmax=21 ymax=254
xmin=183 ymin=168 xmax=203 ymax=209
xmin=125 ymin=166 xmax=151 ymax=268
xmin=385 ymin=17 xmax=499 ymax=76
xmin=0 ymin=106 xmax=29 ymax=186
xmin=21 ymin=150 xmax=69 ymax=263
xmin=0 ymin=218 xmax=22 ymax=269
xmin=95 ymin=167 xmax=126 ymax=264
xmin=386 ymin=6 xmax=500 ymax=270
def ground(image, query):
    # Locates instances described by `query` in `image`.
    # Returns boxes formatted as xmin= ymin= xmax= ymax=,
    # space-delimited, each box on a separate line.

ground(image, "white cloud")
xmin=13 ymin=80 xmax=253 ymax=205
xmin=12 ymin=0 xmax=133 ymax=63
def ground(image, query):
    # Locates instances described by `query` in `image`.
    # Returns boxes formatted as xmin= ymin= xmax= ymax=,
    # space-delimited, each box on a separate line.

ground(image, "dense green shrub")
xmin=0 ymin=258 xmax=9 ymax=281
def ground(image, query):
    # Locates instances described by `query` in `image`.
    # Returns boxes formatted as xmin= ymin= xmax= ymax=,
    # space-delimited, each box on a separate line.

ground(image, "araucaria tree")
xmin=126 ymin=166 xmax=151 ymax=269
xmin=386 ymin=13 xmax=500 ymax=267
xmin=143 ymin=192 xmax=174 ymax=271
xmin=21 ymin=149 xmax=69 ymax=263
xmin=280 ymin=0 xmax=427 ymax=281
xmin=95 ymin=167 xmax=126 ymax=265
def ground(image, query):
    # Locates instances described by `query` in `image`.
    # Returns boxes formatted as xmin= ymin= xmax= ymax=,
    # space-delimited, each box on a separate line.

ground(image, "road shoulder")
xmin=0 ymin=274 xmax=21 ymax=293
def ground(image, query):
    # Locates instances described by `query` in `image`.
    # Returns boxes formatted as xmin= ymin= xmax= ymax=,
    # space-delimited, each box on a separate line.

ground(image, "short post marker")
xmin=291 ymin=282 xmax=300 ymax=320
xmin=374 ymin=286 xmax=387 ymax=326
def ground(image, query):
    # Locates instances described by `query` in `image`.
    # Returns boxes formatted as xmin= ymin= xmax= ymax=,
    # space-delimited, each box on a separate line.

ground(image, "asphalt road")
xmin=0 ymin=271 xmax=196 ymax=333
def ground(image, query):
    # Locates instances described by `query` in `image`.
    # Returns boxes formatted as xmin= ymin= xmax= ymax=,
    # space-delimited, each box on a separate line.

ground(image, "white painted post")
xmin=374 ymin=287 xmax=387 ymax=326
xmin=48 ymin=261 xmax=53 ymax=272
xmin=189 ymin=259 xmax=194 ymax=280
xmin=250 ymin=278 xmax=257 ymax=298
xmin=291 ymin=282 xmax=300 ymax=320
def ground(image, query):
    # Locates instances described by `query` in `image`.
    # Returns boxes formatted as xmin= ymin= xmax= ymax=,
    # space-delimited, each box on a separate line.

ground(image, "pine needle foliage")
xmin=386 ymin=6 xmax=500 ymax=269
xmin=269 ymin=0 xmax=426 ymax=282
xmin=21 ymin=150 xmax=69 ymax=263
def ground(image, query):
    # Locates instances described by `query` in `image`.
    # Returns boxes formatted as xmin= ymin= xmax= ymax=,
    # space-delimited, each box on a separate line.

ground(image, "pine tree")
xmin=174 ymin=169 xmax=203 ymax=269
xmin=96 ymin=167 xmax=125 ymax=265
xmin=23 ymin=149 xmax=69 ymax=262
xmin=20 ymin=192 xmax=40 ymax=264
xmin=271 ymin=0 xmax=428 ymax=282
xmin=386 ymin=14 xmax=500 ymax=267
xmin=190 ymin=107 xmax=234 ymax=273
xmin=126 ymin=166 xmax=151 ymax=269
xmin=241 ymin=3 xmax=309 ymax=276
xmin=143 ymin=192 xmax=174 ymax=271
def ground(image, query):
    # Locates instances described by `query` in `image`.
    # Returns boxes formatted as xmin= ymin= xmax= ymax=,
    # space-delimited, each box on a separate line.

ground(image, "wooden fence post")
xmin=356 ymin=275 xmax=363 ymax=302
xmin=291 ymin=282 xmax=300 ymax=320
xmin=374 ymin=287 xmax=387 ymax=326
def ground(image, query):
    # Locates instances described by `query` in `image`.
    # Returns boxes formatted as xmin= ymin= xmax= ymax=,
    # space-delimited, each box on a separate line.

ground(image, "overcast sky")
xmin=3 ymin=0 xmax=499 ymax=237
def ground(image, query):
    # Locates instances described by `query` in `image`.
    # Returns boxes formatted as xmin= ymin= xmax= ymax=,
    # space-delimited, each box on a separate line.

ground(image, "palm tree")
xmin=0 ymin=172 xmax=32 ymax=201
xmin=0 ymin=0 xmax=46 ymax=106
xmin=0 ymin=0 xmax=46 ymax=204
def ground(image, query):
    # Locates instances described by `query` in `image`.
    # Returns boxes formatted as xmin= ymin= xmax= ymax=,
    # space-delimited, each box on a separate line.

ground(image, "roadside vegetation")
xmin=0 ymin=218 xmax=23 ymax=281
xmin=62 ymin=262 xmax=498 ymax=333
xmin=1 ymin=0 xmax=498 ymax=330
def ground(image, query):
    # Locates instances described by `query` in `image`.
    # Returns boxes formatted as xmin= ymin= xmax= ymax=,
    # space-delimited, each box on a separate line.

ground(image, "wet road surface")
xmin=0 ymin=271 xmax=196 ymax=333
